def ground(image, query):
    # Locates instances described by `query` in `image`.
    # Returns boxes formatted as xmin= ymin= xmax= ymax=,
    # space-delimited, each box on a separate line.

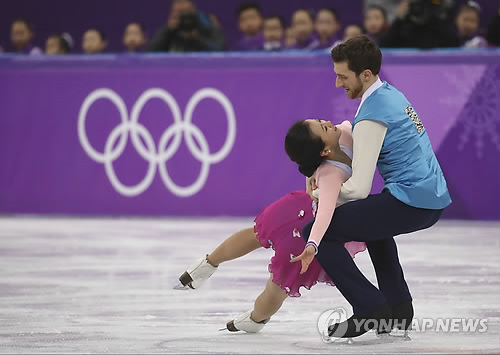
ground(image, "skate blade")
xmin=323 ymin=332 xmax=410 ymax=346
xmin=219 ymin=327 xmax=228 ymax=332
xmin=385 ymin=329 xmax=411 ymax=341
xmin=172 ymin=283 xmax=191 ymax=290
xmin=372 ymin=331 xmax=411 ymax=343
xmin=321 ymin=333 xmax=354 ymax=344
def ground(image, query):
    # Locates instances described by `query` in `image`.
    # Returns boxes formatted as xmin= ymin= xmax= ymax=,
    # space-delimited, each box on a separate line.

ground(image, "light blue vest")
xmin=353 ymin=82 xmax=451 ymax=209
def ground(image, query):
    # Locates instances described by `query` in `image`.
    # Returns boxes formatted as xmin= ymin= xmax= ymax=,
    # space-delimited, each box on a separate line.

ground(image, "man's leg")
xmin=365 ymin=208 xmax=442 ymax=328
xmin=366 ymin=238 xmax=411 ymax=307
xmin=302 ymin=222 xmax=387 ymax=317
xmin=302 ymin=191 xmax=443 ymax=317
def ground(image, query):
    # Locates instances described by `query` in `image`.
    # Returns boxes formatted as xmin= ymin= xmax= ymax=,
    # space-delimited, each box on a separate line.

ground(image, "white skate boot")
xmin=225 ymin=311 xmax=270 ymax=333
xmin=175 ymin=255 xmax=218 ymax=289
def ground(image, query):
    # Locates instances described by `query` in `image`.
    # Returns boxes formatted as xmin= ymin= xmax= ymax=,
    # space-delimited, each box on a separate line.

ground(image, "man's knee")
xmin=301 ymin=219 xmax=314 ymax=242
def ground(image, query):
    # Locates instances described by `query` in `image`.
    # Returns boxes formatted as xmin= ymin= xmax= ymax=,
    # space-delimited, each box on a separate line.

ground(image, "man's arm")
xmin=337 ymin=120 xmax=387 ymax=204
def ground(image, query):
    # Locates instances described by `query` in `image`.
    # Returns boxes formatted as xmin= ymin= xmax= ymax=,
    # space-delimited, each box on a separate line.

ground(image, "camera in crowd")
xmin=407 ymin=0 xmax=451 ymax=24
xmin=177 ymin=12 xmax=203 ymax=33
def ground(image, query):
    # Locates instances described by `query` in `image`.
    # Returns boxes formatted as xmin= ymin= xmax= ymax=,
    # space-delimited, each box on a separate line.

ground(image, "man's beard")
xmin=348 ymin=77 xmax=363 ymax=99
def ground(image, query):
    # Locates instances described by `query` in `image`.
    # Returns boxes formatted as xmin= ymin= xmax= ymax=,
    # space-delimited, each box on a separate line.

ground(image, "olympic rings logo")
xmin=77 ymin=88 xmax=236 ymax=197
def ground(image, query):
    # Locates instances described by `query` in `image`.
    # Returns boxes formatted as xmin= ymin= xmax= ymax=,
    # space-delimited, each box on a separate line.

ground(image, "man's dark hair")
xmin=331 ymin=35 xmax=382 ymax=76
xmin=237 ymin=3 xmax=262 ymax=17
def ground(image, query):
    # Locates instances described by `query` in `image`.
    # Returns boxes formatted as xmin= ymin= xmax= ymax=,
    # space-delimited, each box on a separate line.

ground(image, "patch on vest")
xmin=405 ymin=105 xmax=425 ymax=134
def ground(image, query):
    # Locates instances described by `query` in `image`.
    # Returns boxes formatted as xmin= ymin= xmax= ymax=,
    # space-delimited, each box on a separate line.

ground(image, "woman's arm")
xmin=291 ymin=164 xmax=345 ymax=273
xmin=337 ymin=120 xmax=387 ymax=204
xmin=308 ymin=165 xmax=346 ymax=247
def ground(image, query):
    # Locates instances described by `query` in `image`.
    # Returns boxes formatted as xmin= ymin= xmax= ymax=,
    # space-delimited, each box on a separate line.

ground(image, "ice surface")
xmin=0 ymin=217 xmax=499 ymax=354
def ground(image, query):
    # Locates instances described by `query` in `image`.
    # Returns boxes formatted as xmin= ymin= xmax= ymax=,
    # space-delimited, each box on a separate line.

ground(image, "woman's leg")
xmin=207 ymin=227 xmax=262 ymax=266
xmin=179 ymin=227 xmax=261 ymax=289
xmin=251 ymin=275 xmax=288 ymax=322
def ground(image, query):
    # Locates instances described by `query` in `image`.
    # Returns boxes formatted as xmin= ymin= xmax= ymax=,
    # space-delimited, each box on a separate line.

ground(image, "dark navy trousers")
xmin=302 ymin=190 xmax=443 ymax=317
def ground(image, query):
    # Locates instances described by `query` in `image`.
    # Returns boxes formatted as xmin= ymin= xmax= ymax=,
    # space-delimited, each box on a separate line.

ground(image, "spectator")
xmin=343 ymin=24 xmax=364 ymax=41
xmin=232 ymin=3 xmax=264 ymax=51
xmin=364 ymin=5 xmax=389 ymax=44
xmin=455 ymin=1 xmax=488 ymax=48
xmin=123 ymin=23 xmax=148 ymax=52
xmin=45 ymin=33 xmax=73 ymax=55
xmin=288 ymin=9 xmax=316 ymax=49
xmin=262 ymin=15 xmax=285 ymax=51
xmin=486 ymin=7 xmax=500 ymax=46
xmin=10 ymin=18 xmax=42 ymax=55
xmin=82 ymin=29 xmax=108 ymax=54
xmin=365 ymin=0 xmax=401 ymax=24
xmin=379 ymin=0 xmax=459 ymax=49
xmin=332 ymin=24 xmax=364 ymax=48
xmin=311 ymin=8 xmax=341 ymax=49
xmin=147 ymin=0 xmax=225 ymax=52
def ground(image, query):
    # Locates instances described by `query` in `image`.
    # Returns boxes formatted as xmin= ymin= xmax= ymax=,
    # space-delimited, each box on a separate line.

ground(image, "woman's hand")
xmin=290 ymin=244 xmax=316 ymax=274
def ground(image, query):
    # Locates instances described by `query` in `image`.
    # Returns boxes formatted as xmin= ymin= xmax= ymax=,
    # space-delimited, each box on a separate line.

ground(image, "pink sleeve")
xmin=309 ymin=164 xmax=346 ymax=247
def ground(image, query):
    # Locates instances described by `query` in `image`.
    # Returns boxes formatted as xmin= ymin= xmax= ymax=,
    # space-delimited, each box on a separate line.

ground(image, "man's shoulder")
xmin=366 ymin=83 xmax=406 ymax=106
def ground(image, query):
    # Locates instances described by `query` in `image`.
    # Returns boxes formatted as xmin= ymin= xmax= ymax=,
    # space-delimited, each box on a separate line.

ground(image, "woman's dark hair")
xmin=331 ymin=35 xmax=382 ymax=76
xmin=284 ymin=120 xmax=326 ymax=177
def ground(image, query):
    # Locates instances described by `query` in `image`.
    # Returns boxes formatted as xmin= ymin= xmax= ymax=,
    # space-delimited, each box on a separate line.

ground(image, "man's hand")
xmin=306 ymin=177 xmax=318 ymax=202
xmin=290 ymin=245 xmax=316 ymax=274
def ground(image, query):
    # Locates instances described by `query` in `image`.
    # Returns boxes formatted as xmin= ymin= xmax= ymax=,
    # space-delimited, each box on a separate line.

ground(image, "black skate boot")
xmin=391 ymin=300 xmax=413 ymax=331
xmin=385 ymin=300 xmax=413 ymax=340
xmin=328 ymin=304 xmax=392 ymax=339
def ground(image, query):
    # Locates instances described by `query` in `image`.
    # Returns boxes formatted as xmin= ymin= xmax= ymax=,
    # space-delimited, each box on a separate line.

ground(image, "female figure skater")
xmin=177 ymin=119 xmax=366 ymax=333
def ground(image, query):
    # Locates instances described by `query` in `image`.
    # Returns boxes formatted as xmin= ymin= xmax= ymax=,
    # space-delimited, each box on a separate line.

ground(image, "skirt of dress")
xmin=254 ymin=190 xmax=367 ymax=297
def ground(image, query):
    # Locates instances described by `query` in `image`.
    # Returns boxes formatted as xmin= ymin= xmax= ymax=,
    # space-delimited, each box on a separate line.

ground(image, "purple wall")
xmin=1 ymin=50 xmax=499 ymax=220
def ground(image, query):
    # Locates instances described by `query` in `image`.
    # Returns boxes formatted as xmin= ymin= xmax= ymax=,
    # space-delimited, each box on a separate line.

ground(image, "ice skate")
xmin=223 ymin=311 xmax=270 ymax=333
xmin=174 ymin=255 xmax=218 ymax=290
xmin=391 ymin=300 xmax=413 ymax=332
xmin=328 ymin=304 xmax=392 ymax=339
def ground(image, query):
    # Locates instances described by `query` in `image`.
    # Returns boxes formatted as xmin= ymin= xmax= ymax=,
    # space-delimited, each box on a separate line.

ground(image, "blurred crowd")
xmin=2 ymin=0 xmax=500 ymax=56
